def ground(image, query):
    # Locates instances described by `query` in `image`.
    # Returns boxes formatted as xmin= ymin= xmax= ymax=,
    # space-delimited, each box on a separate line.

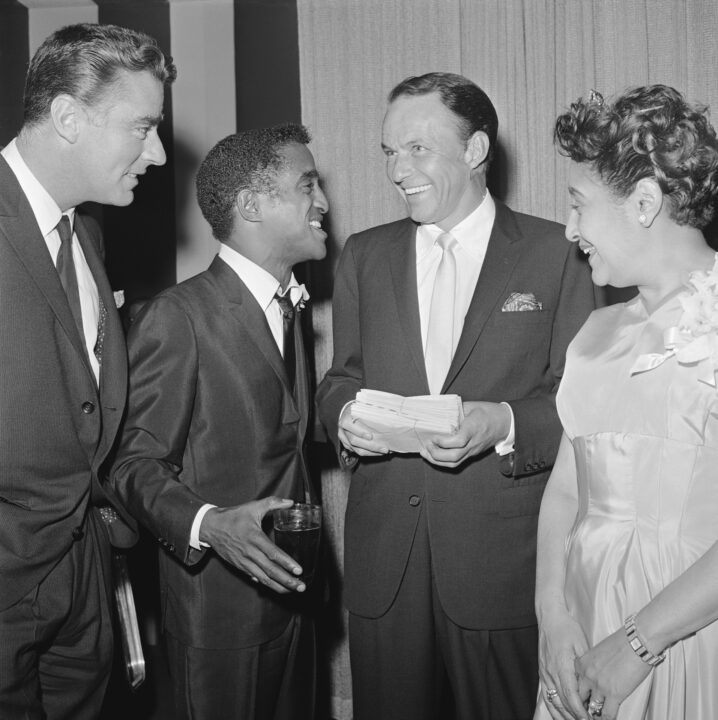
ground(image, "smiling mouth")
xmin=580 ymin=243 xmax=595 ymax=256
xmin=404 ymin=184 xmax=431 ymax=196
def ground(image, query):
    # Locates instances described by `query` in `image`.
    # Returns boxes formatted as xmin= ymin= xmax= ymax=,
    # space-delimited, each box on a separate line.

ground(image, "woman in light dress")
xmin=535 ymin=85 xmax=718 ymax=720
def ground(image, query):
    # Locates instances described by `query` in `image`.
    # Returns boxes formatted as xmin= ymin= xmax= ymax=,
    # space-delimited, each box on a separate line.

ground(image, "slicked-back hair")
xmin=555 ymin=84 xmax=718 ymax=229
xmin=196 ymin=124 xmax=312 ymax=242
xmin=388 ymin=72 xmax=498 ymax=166
xmin=23 ymin=22 xmax=176 ymax=126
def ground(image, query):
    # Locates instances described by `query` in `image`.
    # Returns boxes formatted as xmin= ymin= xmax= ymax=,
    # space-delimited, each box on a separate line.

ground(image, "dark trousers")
xmin=349 ymin=508 xmax=538 ymax=720
xmin=166 ymin=613 xmax=315 ymax=720
xmin=0 ymin=511 xmax=113 ymax=720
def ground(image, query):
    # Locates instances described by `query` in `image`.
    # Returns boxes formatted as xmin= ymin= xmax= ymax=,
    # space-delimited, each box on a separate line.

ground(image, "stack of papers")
xmin=351 ymin=389 xmax=464 ymax=453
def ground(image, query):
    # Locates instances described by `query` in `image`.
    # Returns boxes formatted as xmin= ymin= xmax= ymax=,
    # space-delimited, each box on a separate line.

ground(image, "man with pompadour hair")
xmin=112 ymin=123 xmax=328 ymax=720
xmin=0 ymin=21 xmax=174 ymax=720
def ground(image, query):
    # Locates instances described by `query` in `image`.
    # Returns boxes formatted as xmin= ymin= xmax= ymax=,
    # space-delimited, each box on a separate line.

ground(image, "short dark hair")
xmin=196 ymin=124 xmax=312 ymax=242
xmin=555 ymin=84 xmax=718 ymax=229
xmin=388 ymin=72 xmax=498 ymax=166
xmin=23 ymin=23 xmax=176 ymax=126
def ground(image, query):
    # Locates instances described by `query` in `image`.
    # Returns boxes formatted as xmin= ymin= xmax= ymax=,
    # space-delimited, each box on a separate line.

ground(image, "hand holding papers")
xmin=350 ymin=389 xmax=464 ymax=453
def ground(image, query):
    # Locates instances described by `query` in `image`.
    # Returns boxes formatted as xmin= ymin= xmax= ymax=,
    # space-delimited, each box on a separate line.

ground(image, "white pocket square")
xmin=113 ymin=290 xmax=125 ymax=309
xmin=501 ymin=292 xmax=542 ymax=312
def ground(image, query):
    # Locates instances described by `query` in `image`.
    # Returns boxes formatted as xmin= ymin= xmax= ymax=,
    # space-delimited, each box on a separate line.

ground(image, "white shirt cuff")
xmin=494 ymin=402 xmax=515 ymax=456
xmin=190 ymin=503 xmax=217 ymax=550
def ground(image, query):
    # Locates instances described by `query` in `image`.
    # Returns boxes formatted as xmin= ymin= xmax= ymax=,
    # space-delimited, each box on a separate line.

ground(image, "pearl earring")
xmin=639 ymin=214 xmax=647 ymax=225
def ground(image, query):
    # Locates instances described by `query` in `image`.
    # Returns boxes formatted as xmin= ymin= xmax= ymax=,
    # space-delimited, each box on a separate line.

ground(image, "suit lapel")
xmin=388 ymin=220 xmax=430 ymax=390
xmin=74 ymin=213 xmax=127 ymax=462
xmin=443 ymin=201 xmax=524 ymax=391
xmin=211 ymin=256 xmax=293 ymax=396
xmin=0 ymin=158 xmax=95 ymax=383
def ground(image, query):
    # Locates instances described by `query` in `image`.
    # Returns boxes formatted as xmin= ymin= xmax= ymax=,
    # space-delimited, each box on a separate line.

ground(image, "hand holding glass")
xmin=272 ymin=503 xmax=321 ymax=585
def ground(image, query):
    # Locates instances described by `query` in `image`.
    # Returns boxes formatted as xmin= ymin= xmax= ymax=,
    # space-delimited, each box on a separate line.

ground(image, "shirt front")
xmin=415 ymin=192 xmax=513 ymax=454
xmin=218 ymin=243 xmax=308 ymax=357
xmin=2 ymin=139 xmax=101 ymax=383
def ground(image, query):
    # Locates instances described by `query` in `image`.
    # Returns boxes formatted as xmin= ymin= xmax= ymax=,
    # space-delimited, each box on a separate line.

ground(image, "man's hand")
xmin=419 ymin=401 xmax=511 ymax=468
xmin=199 ymin=497 xmax=306 ymax=594
xmin=337 ymin=402 xmax=391 ymax=457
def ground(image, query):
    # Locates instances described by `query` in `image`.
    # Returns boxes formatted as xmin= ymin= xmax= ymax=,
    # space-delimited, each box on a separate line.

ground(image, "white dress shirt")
xmin=416 ymin=193 xmax=514 ymax=454
xmin=190 ymin=244 xmax=309 ymax=550
xmin=2 ymin=139 xmax=101 ymax=384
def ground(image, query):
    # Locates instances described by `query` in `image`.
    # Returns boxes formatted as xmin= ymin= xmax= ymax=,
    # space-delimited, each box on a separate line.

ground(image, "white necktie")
xmin=425 ymin=232 xmax=458 ymax=394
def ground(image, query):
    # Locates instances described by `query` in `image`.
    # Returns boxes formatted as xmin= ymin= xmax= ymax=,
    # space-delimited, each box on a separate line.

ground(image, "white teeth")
xmin=405 ymin=184 xmax=431 ymax=195
xmin=309 ymin=220 xmax=322 ymax=229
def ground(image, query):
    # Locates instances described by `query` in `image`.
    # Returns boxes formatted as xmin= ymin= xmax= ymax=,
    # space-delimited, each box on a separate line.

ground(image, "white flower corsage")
xmin=631 ymin=255 xmax=718 ymax=386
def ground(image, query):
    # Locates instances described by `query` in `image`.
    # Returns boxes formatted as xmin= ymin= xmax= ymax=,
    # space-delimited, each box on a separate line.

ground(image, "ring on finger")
xmin=588 ymin=698 xmax=604 ymax=717
xmin=545 ymin=687 xmax=559 ymax=704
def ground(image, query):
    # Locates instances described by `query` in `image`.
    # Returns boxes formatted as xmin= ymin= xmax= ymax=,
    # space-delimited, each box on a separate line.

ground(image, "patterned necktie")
xmin=274 ymin=292 xmax=296 ymax=390
xmin=55 ymin=215 xmax=84 ymax=338
xmin=425 ymin=232 xmax=458 ymax=394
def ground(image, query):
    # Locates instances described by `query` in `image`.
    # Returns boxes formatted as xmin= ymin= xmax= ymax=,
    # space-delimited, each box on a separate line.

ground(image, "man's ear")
xmin=50 ymin=95 xmax=81 ymax=143
xmin=236 ymin=189 xmax=262 ymax=222
xmin=464 ymin=130 xmax=490 ymax=170
xmin=633 ymin=178 xmax=664 ymax=227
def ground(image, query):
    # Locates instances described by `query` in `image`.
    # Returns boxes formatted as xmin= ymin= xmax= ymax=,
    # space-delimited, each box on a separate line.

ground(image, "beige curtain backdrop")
xmin=297 ymin=1 xmax=718 ymax=717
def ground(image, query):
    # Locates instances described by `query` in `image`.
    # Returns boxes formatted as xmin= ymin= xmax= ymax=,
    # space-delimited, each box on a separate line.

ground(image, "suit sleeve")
xmin=316 ymin=236 xmax=362 ymax=467
xmin=110 ymin=295 xmax=208 ymax=566
xmin=505 ymin=243 xmax=598 ymax=478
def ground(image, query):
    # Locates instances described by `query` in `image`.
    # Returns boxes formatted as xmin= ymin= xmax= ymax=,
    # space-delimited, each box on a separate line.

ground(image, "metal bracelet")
xmin=624 ymin=613 xmax=665 ymax=667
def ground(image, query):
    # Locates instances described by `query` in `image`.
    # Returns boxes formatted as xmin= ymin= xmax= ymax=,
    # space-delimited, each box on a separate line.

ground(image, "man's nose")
xmin=143 ymin=128 xmax=167 ymax=167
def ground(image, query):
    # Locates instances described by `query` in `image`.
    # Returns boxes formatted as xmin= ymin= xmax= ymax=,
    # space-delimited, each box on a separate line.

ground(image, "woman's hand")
xmin=574 ymin=627 xmax=652 ymax=720
xmin=537 ymin=609 xmax=591 ymax=720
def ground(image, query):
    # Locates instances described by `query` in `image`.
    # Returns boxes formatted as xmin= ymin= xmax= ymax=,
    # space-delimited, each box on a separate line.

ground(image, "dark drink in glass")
xmin=272 ymin=503 xmax=321 ymax=584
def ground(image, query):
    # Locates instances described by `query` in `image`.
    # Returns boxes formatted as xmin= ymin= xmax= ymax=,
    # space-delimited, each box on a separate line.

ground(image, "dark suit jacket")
xmin=316 ymin=201 xmax=597 ymax=629
xmin=111 ymin=256 xmax=313 ymax=649
xmin=0 ymin=155 xmax=135 ymax=612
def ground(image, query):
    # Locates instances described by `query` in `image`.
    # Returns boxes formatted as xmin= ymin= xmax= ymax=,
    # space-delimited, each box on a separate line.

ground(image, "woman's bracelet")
xmin=624 ymin=613 xmax=666 ymax=667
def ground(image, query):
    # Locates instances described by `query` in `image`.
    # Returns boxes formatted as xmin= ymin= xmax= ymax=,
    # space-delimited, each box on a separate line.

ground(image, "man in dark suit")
xmin=316 ymin=72 xmax=598 ymax=720
xmin=0 ymin=23 xmax=175 ymax=720
xmin=111 ymin=125 xmax=328 ymax=720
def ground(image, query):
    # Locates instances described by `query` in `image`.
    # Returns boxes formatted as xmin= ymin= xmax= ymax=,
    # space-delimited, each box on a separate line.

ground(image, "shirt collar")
xmin=1 ymin=138 xmax=76 ymax=236
xmin=416 ymin=191 xmax=496 ymax=259
xmin=218 ymin=243 xmax=309 ymax=311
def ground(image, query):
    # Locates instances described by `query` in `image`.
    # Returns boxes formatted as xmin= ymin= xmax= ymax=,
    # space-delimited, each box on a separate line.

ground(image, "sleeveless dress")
xmin=537 ymin=269 xmax=718 ymax=719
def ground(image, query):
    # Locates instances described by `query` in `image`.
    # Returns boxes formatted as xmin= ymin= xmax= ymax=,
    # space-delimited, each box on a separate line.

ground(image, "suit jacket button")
xmin=81 ymin=401 xmax=95 ymax=414
xmin=409 ymin=495 xmax=421 ymax=507
xmin=168 ymin=544 xmax=175 ymax=553
xmin=72 ymin=526 xmax=84 ymax=541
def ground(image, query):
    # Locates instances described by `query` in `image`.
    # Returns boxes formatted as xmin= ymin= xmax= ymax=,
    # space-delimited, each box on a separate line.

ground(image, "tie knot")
xmin=436 ymin=232 xmax=456 ymax=252
xmin=56 ymin=215 xmax=73 ymax=246
xmin=275 ymin=292 xmax=295 ymax=317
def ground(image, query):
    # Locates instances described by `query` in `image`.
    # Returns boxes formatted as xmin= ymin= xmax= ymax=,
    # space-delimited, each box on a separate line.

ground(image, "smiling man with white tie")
xmin=317 ymin=72 xmax=598 ymax=720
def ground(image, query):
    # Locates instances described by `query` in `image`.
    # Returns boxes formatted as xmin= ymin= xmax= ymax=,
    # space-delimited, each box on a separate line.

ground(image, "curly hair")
xmin=24 ymin=23 xmax=176 ymax=126
xmin=196 ymin=124 xmax=311 ymax=242
xmin=555 ymin=84 xmax=718 ymax=229
xmin=389 ymin=72 xmax=498 ymax=167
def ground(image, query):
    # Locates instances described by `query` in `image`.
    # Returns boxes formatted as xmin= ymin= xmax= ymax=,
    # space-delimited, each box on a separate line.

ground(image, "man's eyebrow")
xmin=568 ymin=186 xmax=584 ymax=198
xmin=299 ymin=169 xmax=319 ymax=181
xmin=134 ymin=113 xmax=164 ymax=126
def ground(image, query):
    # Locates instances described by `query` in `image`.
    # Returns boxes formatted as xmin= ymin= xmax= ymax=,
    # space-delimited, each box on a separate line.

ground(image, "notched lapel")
xmin=388 ymin=222 xmax=429 ymax=389
xmin=443 ymin=203 xmax=523 ymax=391
xmin=74 ymin=214 xmax=127 ymax=463
xmin=0 ymin=188 xmax=94 ymax=382
xmin=212 ymin=258 xmax=300 ymax=422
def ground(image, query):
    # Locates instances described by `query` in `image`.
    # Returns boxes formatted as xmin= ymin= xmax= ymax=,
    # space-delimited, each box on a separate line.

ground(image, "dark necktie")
xmin=55 ymin=215 xmax=84 ymax=338
xmin=274 ymin=292 xmax=296 ymax=390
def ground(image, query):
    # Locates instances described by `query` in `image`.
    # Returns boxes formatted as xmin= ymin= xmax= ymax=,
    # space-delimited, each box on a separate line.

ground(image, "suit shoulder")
xmin=138 ymin=270 xmax=216 ymax=318
xmin=348 ymin=217 xmax=414 ymax=246
xmin=511 ymin=208 xmax=566 ymax=242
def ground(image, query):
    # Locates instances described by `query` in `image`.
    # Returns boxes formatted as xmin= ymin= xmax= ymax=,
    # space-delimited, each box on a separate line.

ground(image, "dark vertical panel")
xmin=234 ymin=0 xmax=301 ymax=130
xmin=94 ymin=0 xmax=176 ymax=301
xmin=0 ymin=1 xmax=29 ymax=146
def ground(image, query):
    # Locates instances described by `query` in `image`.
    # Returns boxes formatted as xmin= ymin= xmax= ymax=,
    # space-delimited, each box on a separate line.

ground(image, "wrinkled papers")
xmin=351 ymin=389 xmax=464 ymax=453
